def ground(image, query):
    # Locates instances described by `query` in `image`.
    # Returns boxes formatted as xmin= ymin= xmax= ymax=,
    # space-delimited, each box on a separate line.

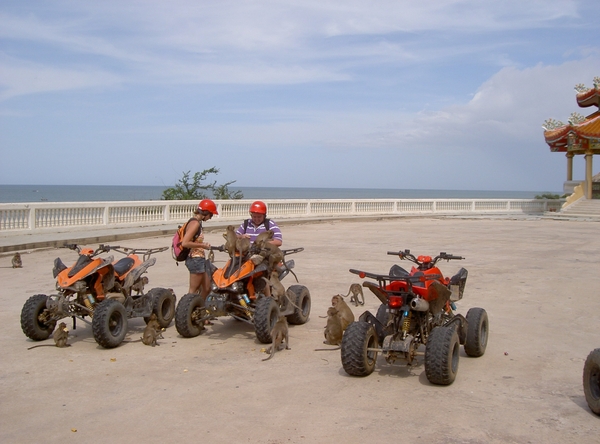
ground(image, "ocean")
xmin=0 ymin=184 xmax=560 ymax=204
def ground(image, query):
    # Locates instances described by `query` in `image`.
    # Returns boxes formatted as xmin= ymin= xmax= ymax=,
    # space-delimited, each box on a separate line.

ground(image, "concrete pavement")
xmin=1 ymin=217 xmax=599 ymax=443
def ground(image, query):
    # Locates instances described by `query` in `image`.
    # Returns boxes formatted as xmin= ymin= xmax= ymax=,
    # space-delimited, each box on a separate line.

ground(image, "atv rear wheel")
xmin=285 ymin=284 xmax=311 ymax=325
xmin=175 ymin=293 xmax=207 ymax=338
xmin=425 ymin=325 xmax=460 ymax=385
xmin=341 ymin=321 xmax=378 ymax=377
xmin=583 ymin=348 xmax=600 ymax=415
xmin=21 ymin=294 xmax=57 ymax=341
xmin=464 ymin=307 xmax=488 ymax=357
xmin=92 ymin=299 xmax=128 ymax=348
xmin=254 ymin=297 xmax=279 ymax=344
xmin=144 ymin=288 xmax=176 ymax=328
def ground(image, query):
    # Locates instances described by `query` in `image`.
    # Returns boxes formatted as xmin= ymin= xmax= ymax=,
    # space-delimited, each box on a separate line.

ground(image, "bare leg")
xmin=188 ymin=273 xmax=203 ymax=295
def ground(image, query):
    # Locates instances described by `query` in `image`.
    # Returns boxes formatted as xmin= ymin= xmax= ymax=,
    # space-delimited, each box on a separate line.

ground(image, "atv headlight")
xmin=231 ymin=282 xmax=244 ymax=292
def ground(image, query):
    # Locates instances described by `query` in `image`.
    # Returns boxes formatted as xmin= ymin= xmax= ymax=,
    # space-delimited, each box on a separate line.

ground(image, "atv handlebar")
xmin=387 ymin=249 xmax=464 ymax=266
xmin=99 ymin=245 xmax=168 ymax=261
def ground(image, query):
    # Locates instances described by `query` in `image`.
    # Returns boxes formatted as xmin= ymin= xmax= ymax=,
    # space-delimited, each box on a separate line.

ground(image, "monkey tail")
xmin=314 ymin=346 xmax=341 ymax=351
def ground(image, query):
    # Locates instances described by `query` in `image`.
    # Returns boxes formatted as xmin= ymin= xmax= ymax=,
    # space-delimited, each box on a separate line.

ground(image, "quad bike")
xmin=20 ymin=244 xmax=176 ymax=349
xmin=341 ymin=249 xmax=489 ymax=385
xmin=583 ymin=348 xmax=600 ymax=415
xmin=175 ymin=246 xmax=310 ymax=343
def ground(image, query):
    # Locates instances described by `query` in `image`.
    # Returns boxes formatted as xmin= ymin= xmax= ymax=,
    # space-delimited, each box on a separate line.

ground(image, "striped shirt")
xmin=235 ymin=219 xmax=283 ymax=244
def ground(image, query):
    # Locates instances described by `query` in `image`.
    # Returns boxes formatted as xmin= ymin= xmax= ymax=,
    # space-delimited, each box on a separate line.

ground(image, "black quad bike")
xmin=583 ymin=348 xmax=600 ymax=415
xmin=175 ymin=246 xmax=310 ymax=344
xmin=20 ymin=244 xmax=176 ymax=349
xmin=341 ymin=250 xmax=489 ymax=385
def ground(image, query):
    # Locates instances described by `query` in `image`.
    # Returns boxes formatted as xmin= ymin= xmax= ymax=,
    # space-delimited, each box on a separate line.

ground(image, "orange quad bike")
xmin=20 ymin=244 xmax=175 ymax=349
xmin=341 ymin=249 xmax=488 ymax=385
xmin=175 ymin=246 xmax=310 ymax=344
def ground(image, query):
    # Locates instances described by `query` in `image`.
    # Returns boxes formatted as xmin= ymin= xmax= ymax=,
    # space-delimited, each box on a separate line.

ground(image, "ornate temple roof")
xmin=544 ymin=77 xmax=600 ymax=153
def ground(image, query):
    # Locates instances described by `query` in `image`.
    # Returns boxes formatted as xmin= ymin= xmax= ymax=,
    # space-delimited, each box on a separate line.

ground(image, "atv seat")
xmin=114 ymin=257 xmax=135 ymax=276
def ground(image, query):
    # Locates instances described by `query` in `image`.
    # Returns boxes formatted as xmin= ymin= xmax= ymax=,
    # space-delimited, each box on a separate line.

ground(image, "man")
xmin=235 ymin=200 xmax=282 ymax=246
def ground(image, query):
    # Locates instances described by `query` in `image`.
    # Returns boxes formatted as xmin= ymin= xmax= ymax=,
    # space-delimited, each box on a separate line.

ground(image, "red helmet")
xmin=249 ymin=200 xmax=267 ymax=214
xmin=198 ymin=199 xmax=218 ymax=215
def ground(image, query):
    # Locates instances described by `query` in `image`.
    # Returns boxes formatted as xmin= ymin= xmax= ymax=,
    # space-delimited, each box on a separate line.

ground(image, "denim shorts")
xmin=185 ymin=256 xmax=206 ymax=274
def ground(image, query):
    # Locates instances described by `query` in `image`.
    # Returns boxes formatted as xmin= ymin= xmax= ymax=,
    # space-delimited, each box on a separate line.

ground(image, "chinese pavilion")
xmin=543 ymin=76 xmax=600 ymax=199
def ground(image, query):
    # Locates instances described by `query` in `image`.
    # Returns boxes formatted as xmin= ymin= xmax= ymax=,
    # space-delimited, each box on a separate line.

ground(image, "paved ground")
xmin=1 ymin=217 xmax=599 ymax=443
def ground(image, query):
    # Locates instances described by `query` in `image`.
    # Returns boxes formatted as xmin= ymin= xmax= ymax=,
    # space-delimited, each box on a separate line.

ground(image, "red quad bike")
xmin=175 ymin=246 xmax=310 ymax=344
xmin=583 ymin=348 xmax=600 ymax=415
xmin=20 ymin=244 xmax=176 ymax=349
xmin=341 ymin=250 xmax=489 ymax=385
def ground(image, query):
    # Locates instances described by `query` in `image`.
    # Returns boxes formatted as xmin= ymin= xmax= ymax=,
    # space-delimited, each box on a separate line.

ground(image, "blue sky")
xmin=1 ymin=1 xmax=599 ymax=192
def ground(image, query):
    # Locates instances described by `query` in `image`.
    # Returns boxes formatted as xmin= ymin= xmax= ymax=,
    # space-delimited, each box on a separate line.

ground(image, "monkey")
xmin=235 ymin=236 xmax=251 ymax=257
xmin=27 ymin=322 xmax=70 ymax=350
xmin=314 ymin=307 xmax=344 ymax=351
xmin=249 ymin=230 xmax=274 ymax=265
xmin=253 ymin=230 xmax=274 ymax=250
xmin=331 ymin=294 xmax=355 ymax=331
xmin=223 ymin=225 xmax=238 ymax=257
xmin=53 ymin=322 xmax=70 ymax=347
xmin=207 ymin=248 xmax=215 ymax=263
xmin=12 ymin=252 xmax=23 ymax=268
xmin=342 ymin=283 xmax=365 ymax=306
xmin=131 ymin=276 xmax=149 ymax=295
xmin=141 ymin=314 xmax=164 ymax=346
xmin=269 ymin=269 xmax=286 ymax=304
xmin=262 ymin=315 xmax=290 ymax=361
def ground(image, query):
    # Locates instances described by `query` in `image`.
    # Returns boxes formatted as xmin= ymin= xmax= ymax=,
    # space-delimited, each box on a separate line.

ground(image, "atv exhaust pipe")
xmin=410 ymin=297 xmax=429 ymax=312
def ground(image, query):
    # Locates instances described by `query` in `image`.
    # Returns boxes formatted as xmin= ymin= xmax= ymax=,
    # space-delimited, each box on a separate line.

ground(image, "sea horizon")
xmin=0 ymin=184 xmax=563 ymax=204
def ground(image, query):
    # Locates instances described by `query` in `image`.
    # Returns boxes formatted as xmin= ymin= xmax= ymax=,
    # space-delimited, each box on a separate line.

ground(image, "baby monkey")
xmin=12 ymin=252 xmax=23 ymax=268
xmin=141 ymin=313 xmax=164 ymax=346
xmin=28 ymin=322 xmax=70 ymax=350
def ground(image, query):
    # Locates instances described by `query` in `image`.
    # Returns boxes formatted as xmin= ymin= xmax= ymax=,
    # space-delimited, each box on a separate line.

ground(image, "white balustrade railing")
xmin=0 ymin=198 xmax=564 ymax=234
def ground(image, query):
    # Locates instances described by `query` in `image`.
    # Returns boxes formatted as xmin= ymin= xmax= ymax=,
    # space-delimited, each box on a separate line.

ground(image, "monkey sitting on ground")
xmin=262 ymin=315 xmax=290 ymax=361
xmin=342 ymin=283 xmax=364 ymax=306
xmin=315 ymin=307 xmax=344 ymax=351
xmin=141 ymin=313 xmax=164 ymax=346
xmin=27 ymin=322 xmax=70 ymax=350
xmin=331 ymin=294 xmax=355 ymax=331
xmin=12 ymin=252 xmax=23 ymax=268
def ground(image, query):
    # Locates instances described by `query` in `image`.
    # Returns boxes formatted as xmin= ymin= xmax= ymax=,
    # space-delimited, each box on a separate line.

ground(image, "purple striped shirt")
xmin=235 ymin=219 xmax=283 ymax=244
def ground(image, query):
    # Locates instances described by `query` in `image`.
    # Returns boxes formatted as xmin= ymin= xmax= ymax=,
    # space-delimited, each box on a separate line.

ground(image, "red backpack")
xmin=171 ymin=218 xmax=200 ymax=262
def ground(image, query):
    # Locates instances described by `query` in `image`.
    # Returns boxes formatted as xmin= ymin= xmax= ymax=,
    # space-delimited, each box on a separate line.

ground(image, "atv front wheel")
xmin=583 ymin=348 xmax=600 ymax=415
xmin=144 ymin=288 xmax=176 ymax=328
xmin=464 ymin=307 xmax=488 ymax=357
xmin=21 ymin=294 xmax=57 ymax=341
xmin=341 ymin=321 xmax=378 ymax=377
xmin=425 ymin=325 xmax=460 ymax=385
xmin=285 ymin=284 xmax=311 ymax=325
xmin=254 ymin=297 xmax=279 ymax=344
xmin=175 ymin=293 xmax=206 ymax=338
xmin=92 ymin=299 xmax=128 ymax=348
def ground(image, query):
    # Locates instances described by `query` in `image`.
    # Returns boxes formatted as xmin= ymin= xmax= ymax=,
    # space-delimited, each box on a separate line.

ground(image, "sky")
xmin=1 ymin=1 xmax=599 ymax=192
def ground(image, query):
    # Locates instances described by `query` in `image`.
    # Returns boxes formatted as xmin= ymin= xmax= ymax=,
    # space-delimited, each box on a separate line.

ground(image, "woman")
xmin=181 ymin=199 xmax=218 ymax=298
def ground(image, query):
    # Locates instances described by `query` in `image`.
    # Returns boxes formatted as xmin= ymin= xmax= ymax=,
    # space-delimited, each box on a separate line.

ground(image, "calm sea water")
xmin=0 ymin=184 xmax=559 ymax=203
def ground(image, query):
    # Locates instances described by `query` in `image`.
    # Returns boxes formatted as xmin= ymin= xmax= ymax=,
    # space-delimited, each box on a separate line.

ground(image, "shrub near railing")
xmin=0 ymin=198 xmax=564 ymax=234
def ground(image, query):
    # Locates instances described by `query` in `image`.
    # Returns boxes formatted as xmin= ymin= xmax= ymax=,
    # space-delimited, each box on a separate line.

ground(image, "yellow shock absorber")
xmin=83 ymin=294 xmax=95 ymax=315
xmin=402 ymin=312 xmax=412 ymax=333
xmin=238 ymin=295 xmax=252 ymax=318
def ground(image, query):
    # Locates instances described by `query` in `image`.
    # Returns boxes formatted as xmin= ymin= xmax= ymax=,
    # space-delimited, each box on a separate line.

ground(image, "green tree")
xmin=161 ymin=168 xmax=244 ymax=200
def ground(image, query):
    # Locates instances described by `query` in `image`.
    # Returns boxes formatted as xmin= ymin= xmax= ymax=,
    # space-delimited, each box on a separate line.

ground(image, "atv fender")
xmin=358 ymin=310 xmax=385 ymax=344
